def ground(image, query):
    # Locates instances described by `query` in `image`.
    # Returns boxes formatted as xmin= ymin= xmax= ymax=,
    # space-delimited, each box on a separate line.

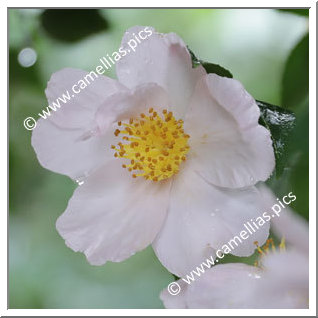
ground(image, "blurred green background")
xmin=9 ymin=8 xmax=309 ymax=309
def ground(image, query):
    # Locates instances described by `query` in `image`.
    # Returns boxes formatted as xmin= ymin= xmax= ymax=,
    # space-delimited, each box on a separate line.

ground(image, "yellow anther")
xmin=279 ymin=237 xmax=286 ymax=252
xmin=111 ymin=108 xmax=190 ymax=181
xmin=254 ymin=241 xmax=265 ymax=255
xmin=254 ymin=237 xmax=287 ymax=268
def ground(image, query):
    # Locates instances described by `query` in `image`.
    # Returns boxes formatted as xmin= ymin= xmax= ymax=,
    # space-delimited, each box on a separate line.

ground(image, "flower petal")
xmin=153 ymin=165 xmax=269 ymax=277
xmin=32 ymin=68 xmax=127 ymax=180
xmin=252 ymin=251 xmax=309 ymax=309
xmin=162 ymin=252 xmax=308 ymax=309
xmin=45 ymin=68 xmax=125 ymax=129
xmin=116 ymin=26 xmax=205 ymax=117
xmin=185 ymin=74 xmax=275 ymax=188
xmin=161 ymin=263 xmax=262 ymax=309
xmin=31 ymin=118 xmax=115 ymax=180
xmin=259 ymin=185 xmax=308 ymax=254
xmin=95 ymin=83 xmax=171 ymax=134
xmin=160 ymin=279 xmax=189 ymax=309
xmin=56 ymin=160 xmax=171 ymax=265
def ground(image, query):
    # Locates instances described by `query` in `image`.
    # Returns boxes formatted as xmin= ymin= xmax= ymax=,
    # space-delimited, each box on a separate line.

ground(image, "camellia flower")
xmin=160 ymin=187 xmax=309 ymax=308
xmin=32 ymin=26 xmax=275 ymax=276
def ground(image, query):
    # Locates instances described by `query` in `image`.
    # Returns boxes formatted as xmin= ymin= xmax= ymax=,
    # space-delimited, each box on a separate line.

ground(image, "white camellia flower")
xmin=32 ymin=26 xmax=275 ymax=276
xmin=161 ymin=187 xmax=309 ymax=308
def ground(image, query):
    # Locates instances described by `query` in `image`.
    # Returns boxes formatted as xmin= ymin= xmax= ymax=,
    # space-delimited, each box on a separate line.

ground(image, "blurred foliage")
xmin=9 ymin=49 xmax=47 ymax=211
xmin=278 ymin=9 xmax=309 ymax=17
xmin=41 ymin=9 xmax=109 ymax=43
xmin=9 ymin=8 xmax=309 ymax=308
xmin=282 ymin=33 xmax=309 ymax=110
xmin=268 ymin=97 xmax=309 ymax=220
xmin=268 ymin=31 xmax=309 ymax=220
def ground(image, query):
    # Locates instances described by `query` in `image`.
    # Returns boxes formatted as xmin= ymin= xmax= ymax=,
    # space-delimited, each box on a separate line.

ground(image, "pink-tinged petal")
xmin=161 ymin=264 xmax=262 ymax=309
xmin=162 ymin=252 xmax=308 ymax=309
xmin=259 ymin=186 xmax=308 ymax=254
xmin=45 ymin=68 xmax=126 ymax=129
xmin=262 ymin=251 xmax=308 ymax=284
xmin=116 ymin=26 xmax=205 ymax=117
xmin=31 ymin=118 xmax=116 ymax=180
xmin=33 ymin=83 xmax=170 ymax=180
xmin=185 ymin=74 xmax=275 ymax=188
xmin=56 ymin=160 xmax=171 ymax=265
xmin=252 ymin=251 xmax=309 ymax=309
xmin=187 ymin=264 xmax=262 ymax=309
xmin=153 ymin=165 xmax=269 ymax=277
xmin=32 ymin=68 xmax=127 ymax=179
xmin=95 ymin=83 xmax=171 ymax=134
xmin=160 ymin=280 xmax=189 ymax=309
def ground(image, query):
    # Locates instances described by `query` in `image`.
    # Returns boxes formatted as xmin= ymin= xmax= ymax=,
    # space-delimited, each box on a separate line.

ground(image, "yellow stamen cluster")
xmin=254 ymin=238 xmax=286 ymax=267
xmin=111 ymin=108 xmax=190 ymax=181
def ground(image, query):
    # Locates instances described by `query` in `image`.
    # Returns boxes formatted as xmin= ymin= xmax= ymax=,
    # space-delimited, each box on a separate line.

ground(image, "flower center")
xmin=253 ymin=238 xmax=286 ymax=267
xmin=111 ymin=108 xmax=190 ymax=181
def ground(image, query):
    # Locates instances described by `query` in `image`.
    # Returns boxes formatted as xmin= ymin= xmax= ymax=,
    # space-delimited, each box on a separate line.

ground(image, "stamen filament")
xmin=112 ymin=108 xmax=190 ymax=181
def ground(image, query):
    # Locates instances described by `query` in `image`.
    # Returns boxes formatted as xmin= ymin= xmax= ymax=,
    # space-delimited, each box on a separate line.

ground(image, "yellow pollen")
xmin=254 ymin=237 xmax=286 ymax=267
xmin=112 ymin=108 xmax=190 ymax=181
xmin=279 ymin=237 xmax=286 ymax=252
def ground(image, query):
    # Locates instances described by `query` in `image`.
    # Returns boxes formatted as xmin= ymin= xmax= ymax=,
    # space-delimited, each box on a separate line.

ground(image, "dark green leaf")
xmin=188 ymin=47 xmax=233 ymax=78
xmin=257 ymin=100 xmax=296 ymax=177
xmin=282 ymin=33 xmax=309 ymax=110
xmin=286 ymin=100 xmax=309 ymax=219
xmin=200 ymin=62 xmax=233 ymax=78
xmin=267 ymin=97 xmax=308 ymax=220
xmin=278 ymin=9 xmax=309 ymax=17
xmin=41 ymin=9 xmax=109 ymax=43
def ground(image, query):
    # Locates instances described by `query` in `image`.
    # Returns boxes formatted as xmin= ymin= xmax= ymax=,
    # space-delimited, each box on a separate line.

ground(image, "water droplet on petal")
xmin=248 ymin=272 xmax=261 ymax=279
xmin=75 ymin=178 xmax=85 ymax=186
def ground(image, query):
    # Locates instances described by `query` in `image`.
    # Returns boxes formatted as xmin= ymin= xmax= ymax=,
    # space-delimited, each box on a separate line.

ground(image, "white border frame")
xmin=3 ymin=1 xmax=316 ymax=316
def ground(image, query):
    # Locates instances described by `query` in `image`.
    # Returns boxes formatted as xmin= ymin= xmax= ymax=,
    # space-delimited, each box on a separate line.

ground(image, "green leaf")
xmin=200 ymin=62 xmax=233 ymax=78
xmin=189 ymin=48 xmax=233 ymax=78
xmin=9 ymin=9 xmax=41 ymax=49
xmin=40 ymin=9 xmax=109 ymax=43
xmin=278 ymin=9 xmax=309 ymax=17
xmin=286 ymin=100 xmax=309 ymax=219
xmin=267 ymin=96 xmax=309 ymax=220
xmin=282 ymin=33 xmax=309 ymax=110
xmin=257 ymin=100 xmax=296 ymax=177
